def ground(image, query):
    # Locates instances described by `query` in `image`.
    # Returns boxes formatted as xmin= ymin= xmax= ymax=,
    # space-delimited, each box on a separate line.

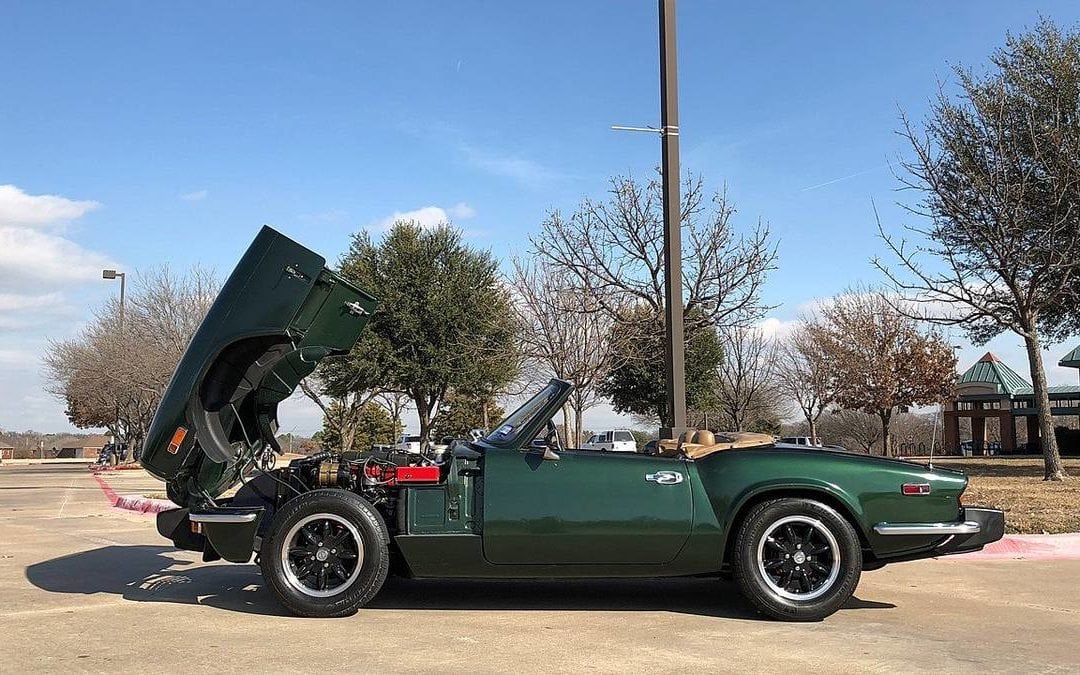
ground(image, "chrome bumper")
xmin=873 ymin=521 xmax=981 ymax=536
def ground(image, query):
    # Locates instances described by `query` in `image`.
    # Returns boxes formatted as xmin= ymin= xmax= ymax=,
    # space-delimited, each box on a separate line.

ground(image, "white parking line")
xmin=56 ymin=478 xmax=75 ymax=518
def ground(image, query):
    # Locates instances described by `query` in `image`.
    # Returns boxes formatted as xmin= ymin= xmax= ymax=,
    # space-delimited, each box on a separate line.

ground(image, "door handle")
xmin=645 ymin=471 xmax=683 ymax=485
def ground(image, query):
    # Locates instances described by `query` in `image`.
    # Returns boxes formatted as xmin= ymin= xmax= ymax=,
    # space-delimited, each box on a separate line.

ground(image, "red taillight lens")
xmin=901 ymin=483 xmax=931 ymax=496
xmin=167 ymin=427 xmax=188 ymax=454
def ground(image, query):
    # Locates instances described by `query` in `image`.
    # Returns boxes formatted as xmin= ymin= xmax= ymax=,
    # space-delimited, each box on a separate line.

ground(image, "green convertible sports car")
xmin=142 ymin=226 xmax=1005 ymax=621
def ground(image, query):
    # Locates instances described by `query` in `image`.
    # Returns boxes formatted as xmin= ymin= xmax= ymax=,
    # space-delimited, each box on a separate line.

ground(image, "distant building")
xmin=0 ymin=445 xmax=13 ymax=460
xmin=944 ymin=347 xmax=1080 ymax=454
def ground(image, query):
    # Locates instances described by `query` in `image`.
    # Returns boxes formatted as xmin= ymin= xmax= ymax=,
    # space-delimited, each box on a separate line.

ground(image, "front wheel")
xmin=260 ymin=489 xmax=390 ymax=617
xmin=732 ymin=498 xmax=862 ymax=621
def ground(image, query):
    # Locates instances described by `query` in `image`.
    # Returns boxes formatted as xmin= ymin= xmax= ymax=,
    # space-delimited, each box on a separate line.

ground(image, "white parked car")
xmin=395 ymin=434 xmax=422 ymax=453
xmin=778 ymin=436 xmax=823 ymax=447
xmin=582 ymin=430 xmax=637 ymax=453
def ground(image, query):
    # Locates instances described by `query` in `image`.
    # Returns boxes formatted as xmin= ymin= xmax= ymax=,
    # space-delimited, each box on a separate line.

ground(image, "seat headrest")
xmin=678 ymin=429 xmax=698 ymax=445
xmin=692 ymin=430 xmax=716 ymax=446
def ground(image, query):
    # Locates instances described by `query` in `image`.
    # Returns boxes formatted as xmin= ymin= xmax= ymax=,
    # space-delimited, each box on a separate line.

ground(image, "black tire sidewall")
xmin=733 ymin=498 xmax=862 ymax=621
xmin=260 ymin=489 xmax=389 ymax=617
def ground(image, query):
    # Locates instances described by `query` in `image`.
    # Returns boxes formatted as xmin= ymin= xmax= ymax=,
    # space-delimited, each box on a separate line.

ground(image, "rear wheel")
xmin=732 ymin=498 xmax=861 ymax=621
xmin=260 ymin=489 xmax=389 ymax=617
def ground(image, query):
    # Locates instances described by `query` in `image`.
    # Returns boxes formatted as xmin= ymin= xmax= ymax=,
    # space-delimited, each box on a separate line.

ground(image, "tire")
xmin=259 ymin=489 xmax=390 ymax=618
xmin=732 ymin=498 xmax=861 ymax=621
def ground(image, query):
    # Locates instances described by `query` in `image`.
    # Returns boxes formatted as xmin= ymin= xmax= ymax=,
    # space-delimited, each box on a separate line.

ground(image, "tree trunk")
xmin=561 ymin=403 xmax=571 ymax=448
xmin=879 ymin=409 xmax=892 ymax=457
xmin=415 ymin=396 xmax=433 ymax=453
xmin=807 ymin=414 xmax=818 ymax=446
xmin=1023 ymin=331 xmax=1067 ymax=480
xmin=574 ymin=406 xmax=583 ymax=449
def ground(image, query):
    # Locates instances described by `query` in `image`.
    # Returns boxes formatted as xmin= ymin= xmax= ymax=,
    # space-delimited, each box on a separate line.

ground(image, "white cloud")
xmin=180 ymin=189 xmax=208 ymax=202
xmin=0 ymin=184 xmax=100 ymax=227
xmin=0 ymin=226 xmax=116 ymax=290
xmin=459 ymin=143 xmax=561 ymax=188
xmin=372 ymin=203 xmax=476 ymax=232
xmin=447 ymin=202 xmax=476 ymax=219
xmin=0 ymin=291 xmax=65 ymax=312
xmin=758 ymin=316 xmax=799 ymax=341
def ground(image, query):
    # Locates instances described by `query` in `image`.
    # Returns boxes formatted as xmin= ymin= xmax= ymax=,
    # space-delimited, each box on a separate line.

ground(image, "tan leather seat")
xmin=682 ymin=431 xmax=775 ymax=459
xmin=692 ymin=430 xmax=715 ymax=446
xmin=655 ymin=430 xmax=773 ymax=459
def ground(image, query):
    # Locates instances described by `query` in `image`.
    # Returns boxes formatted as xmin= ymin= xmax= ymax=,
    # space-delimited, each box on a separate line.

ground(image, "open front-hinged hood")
xmin=141 ymin=226 xmax=376 ymax=504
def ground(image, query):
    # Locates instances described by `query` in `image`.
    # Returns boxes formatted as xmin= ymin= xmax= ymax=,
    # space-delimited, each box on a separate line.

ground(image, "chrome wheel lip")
xmin=281 ymin=513 xmax=364 ymax=598
xmin=755 ymin=514 xmax=841 ymax=602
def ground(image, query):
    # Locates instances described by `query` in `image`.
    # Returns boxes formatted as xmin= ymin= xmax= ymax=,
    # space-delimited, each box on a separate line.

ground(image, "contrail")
xmin=799 ymin=163 xmax=891 ymax=192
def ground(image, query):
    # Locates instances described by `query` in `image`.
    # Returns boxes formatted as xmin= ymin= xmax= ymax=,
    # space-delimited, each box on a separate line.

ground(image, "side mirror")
xmin=542 ymin=447 xmax=560 ymax=461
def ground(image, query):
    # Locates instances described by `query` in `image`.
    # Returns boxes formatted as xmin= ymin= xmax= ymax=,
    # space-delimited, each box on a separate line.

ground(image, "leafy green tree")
xmin=317 ymin=400 xmax=400 ymax=452
xmin=337 ymin=222 xmax=519 ymax=450
xmin=600 ymin=307 xmax=723 ymax=424
xmin=433 ymin=391 xmax=505 ymax=440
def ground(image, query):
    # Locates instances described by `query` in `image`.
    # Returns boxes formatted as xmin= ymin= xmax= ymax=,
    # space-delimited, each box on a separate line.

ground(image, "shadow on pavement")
xmin=25 ymin=545 xmax=896 ymax=619
xmin=25 ymin=545 xmax=287 ymax=617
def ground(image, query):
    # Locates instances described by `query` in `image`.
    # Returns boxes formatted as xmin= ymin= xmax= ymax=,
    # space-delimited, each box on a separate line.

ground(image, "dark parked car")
xmin=141 ymin=227 xmax=1004 ymax=621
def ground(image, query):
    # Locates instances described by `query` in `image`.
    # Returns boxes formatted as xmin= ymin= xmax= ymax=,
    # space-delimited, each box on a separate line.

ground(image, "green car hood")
xmin=140 ymin=226 xmax=376 ymax=504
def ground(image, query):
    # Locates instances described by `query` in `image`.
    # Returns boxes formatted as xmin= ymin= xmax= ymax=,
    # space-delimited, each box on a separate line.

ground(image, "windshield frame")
xmin=482 ymin=379 xmax=573 ymax=449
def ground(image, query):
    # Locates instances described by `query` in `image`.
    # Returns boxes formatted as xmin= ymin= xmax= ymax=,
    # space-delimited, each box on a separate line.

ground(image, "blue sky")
xmin=3 ymin=2 xmax=1080 ymax=435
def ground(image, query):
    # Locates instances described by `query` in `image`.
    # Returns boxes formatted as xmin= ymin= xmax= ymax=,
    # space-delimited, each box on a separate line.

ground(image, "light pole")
xmin=102 ymin=269 xmax=126 ymax=455
xmin=612 ymin=0 xmax=686 ymax=439
xmin=102 ymin=269 xmax=126 ymax=328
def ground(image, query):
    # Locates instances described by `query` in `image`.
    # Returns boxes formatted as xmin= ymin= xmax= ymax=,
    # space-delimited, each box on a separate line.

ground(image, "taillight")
xmin=901 ymin=483 xmax=931 ymax=496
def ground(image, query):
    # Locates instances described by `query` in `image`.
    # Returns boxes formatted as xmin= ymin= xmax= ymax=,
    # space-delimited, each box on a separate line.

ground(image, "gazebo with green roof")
xmin=944 ymin=348 xmax=1080 ymax=454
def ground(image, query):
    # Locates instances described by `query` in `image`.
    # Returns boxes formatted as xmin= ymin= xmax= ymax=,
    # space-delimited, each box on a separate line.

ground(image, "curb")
xmin=88 ymin=464 xmax=146 ymax=472
xmin=92 ymin=472 xmax=177 ymax=514
xmin=945 ymin=533 xmax=1080 ymax=562
xmin=114 ymin=494 xmax=177 ymax=514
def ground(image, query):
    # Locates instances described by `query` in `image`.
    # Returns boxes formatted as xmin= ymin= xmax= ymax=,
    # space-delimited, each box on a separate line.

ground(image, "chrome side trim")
xmin=873 ymin=521 xmax=981 ymax=536
xmin=189 ymin=512 xmax=259 ymax=524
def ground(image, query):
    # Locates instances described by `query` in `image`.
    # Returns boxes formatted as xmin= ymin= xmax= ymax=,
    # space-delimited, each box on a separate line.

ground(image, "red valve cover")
xmin=395 ymin=466 xmax=441 ymax=483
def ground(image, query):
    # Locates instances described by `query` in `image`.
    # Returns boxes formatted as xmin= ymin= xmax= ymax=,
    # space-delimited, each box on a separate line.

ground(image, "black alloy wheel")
xmin=732 ymin=498 xmax=862 ymax=621
xmin=260 ymin=489 xmax=389 ymax=617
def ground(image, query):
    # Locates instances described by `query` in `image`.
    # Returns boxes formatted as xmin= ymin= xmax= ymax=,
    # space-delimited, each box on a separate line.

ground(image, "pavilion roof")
xmin=957 ymin=352 xmax=1031 ymax=396
xmin=1059 ymin=345 xmax=1080 ymax=369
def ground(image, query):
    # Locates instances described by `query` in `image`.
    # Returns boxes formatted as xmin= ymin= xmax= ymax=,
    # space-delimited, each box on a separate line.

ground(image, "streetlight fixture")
xmin=611 ymin=0 xmax=687 ymax=440
xmin=102 ymin=269 xmax=126 ymax=328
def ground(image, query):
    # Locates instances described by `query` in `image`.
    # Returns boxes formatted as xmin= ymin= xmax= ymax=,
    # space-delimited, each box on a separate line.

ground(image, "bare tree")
xmin=43 ymin=267 xmax=218 ymax=454
xmin=532 ymin=173 xmax=777 ymax=428
xmin=533 ymin=174 xmax=776 ymax=333
xmin=807 ymin=289 xmax=956 ymax=457
xmin=876 ymin=20 xmax=1080 ymax=479
xmin=510 ymin=260 xmax=618 ymax=446
xmin=776 ymin=323 xmax=833 ymax=443
xmin=711 ymin=326 xmax=780 ymax=431
xmin=820 ymin=409 xmax=883 ymax=454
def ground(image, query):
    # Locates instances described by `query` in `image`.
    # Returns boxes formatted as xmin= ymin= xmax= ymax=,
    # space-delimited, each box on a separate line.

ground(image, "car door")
xmin=482 ymin=446 xmax=693 ymax=565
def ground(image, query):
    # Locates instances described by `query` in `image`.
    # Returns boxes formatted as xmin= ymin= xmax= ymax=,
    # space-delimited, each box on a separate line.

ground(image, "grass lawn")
xmin=932 ymin=457 xmax=1080 ymax=534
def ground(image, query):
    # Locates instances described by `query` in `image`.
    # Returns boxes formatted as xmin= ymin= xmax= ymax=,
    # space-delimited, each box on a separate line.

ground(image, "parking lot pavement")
xmin=2 ymin=464 xmax=1078 ymax=674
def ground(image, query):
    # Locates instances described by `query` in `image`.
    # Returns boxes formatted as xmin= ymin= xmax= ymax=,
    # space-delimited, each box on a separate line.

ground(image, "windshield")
xmin=485 ymin=381 xmax=564 ymax=446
